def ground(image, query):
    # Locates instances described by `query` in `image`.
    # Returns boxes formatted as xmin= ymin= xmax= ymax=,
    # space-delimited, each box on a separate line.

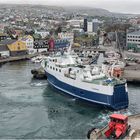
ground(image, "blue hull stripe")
xmin=46 ymin=72 xmax=128 ymax=110
xmin=48 ymin=78 xmax=109 ymax=105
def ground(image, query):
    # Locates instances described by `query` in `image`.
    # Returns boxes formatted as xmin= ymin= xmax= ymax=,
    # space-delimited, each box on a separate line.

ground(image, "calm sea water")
xmin=0 ymin=61 xmax=140 ymax=139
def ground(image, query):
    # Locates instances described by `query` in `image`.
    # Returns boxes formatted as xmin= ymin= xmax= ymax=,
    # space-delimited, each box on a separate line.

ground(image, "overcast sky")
xmin=1 ymin=0 xmax=140 ymax=14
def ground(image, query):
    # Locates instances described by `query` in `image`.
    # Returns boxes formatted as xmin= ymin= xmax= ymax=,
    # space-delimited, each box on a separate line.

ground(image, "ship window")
xmin=56 ymin=68 xmax=58 ymax=71
xmin=53 ymin=67 xmax=55 ymax=70
xmin=50 ymin=66 xmax=52 ymax=69
xmin=59 ymin=69 xmax=61 ymax=72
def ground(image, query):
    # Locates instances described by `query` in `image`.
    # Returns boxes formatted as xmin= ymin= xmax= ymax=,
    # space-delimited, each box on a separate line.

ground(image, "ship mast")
xmin=115 ymin=31 xmax=126 ymax=64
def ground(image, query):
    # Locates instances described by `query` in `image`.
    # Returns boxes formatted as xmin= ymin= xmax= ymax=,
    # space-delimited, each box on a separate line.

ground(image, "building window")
xmin=59 ymin=69 xmax=61 ymax=72
xmin=53 ymin=67 xmax=55 ymax=70
xmin=50 ymin=66 xmax=52 ymax=69
xmin=17 ymin=46 xmax=20 ymax=50
xmin=56 ymin=68 xmax=58 ymax=71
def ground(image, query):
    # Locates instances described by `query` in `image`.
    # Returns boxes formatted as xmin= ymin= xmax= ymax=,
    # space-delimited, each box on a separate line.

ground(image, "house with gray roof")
xmin=0 ymin=39 xmax=15 ymax=57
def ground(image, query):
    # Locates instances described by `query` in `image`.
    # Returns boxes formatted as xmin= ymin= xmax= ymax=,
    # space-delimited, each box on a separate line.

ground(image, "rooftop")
xmin=19 ymin=35 xmax=33 ymax=41
xmin=127 ymin=31 xmax=140 ymax=36
xmin=0 ymin=45 xmax=9 ymax=51
xmin=110 ymin=114 xmax=127 ymax=120
xmin=0 ymin=39 xmax=16 ymax=45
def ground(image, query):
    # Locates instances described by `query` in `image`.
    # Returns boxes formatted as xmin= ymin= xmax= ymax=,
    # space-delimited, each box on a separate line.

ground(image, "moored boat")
xmin=41 ymin=50 xmax=129 ymax=110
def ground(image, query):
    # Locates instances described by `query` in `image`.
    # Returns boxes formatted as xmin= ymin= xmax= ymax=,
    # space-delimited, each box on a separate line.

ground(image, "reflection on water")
xmin=0 ymin=61 xmax=139 ymax=138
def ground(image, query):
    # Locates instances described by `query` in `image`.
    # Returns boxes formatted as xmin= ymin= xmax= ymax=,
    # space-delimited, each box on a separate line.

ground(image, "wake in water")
xmin=30 ymin=81 xmax=48 ymax=87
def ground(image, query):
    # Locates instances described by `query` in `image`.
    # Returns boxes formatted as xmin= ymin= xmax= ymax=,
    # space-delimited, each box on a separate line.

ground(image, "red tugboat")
xmin=104 ymin=114 xmax=130 ymax=139
xmin=87 ymin=113 xmax=140 ymax=140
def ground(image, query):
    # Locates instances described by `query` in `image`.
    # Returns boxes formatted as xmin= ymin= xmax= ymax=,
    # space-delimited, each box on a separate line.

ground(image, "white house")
xmin=19 ymin=35 xmax=35 ymax=54
xmin=0 ymin=45 xmax=10 ymax=57
xmin=58 ymin=32 xmax=74 ymax=42
xmin=35 ymin=29 xmax=50 ymax=39
xmin=87 ymin=22 xmax=93 ymax=33
xmin=127 ymin=31 xmax=140 ymax=45
xmin=66 ymin=19 xmax=83 ymax=28
xmin=127 ymin=30 xmax=140 ymax=51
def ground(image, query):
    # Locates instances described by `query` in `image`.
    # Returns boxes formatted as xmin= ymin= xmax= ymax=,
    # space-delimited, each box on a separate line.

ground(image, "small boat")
xmin=87 ymin=113 xmax=140 ymax=139
xmin=31 ymin=55 xmax=47 ymax=63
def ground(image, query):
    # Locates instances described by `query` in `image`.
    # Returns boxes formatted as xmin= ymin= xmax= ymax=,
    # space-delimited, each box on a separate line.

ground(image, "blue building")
xmin=54 ymin=39 xmax=70 ymax=49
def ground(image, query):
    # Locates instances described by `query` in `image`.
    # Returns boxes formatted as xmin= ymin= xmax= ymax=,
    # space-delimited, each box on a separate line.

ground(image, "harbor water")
xmin=0 ymin=61 xmax=140 ymax=139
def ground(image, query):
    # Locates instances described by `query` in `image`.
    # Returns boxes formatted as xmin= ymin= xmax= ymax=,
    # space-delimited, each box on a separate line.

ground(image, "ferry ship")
xmin=41 ymin=52 xmax=129 ymax=110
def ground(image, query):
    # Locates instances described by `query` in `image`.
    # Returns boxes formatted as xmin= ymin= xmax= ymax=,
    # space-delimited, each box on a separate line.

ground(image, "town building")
xmin=58 ymin=32 xmax=74 ymax=42
xmin=7 ymin=40 xmax=28 ymax=56
xmin=92 ymin=19 xmax=100 ymax=33
xmin=55 ymin=39 xmax=70 ymax=49
xmin=34 ymin=40 xmax=48 ymax=53
xmin=0 ymin=43 xmax=10 ymax=57
xmin=87 ymin=22 xmax=93 ymax=33
xmin=83 ymin=18 xmax=87 ymax=32
xmin=0 ymin=33 xmax=8 ymax=42
xmin=127 ymin=30 xmax=140 ymax=52
xmin=117 ymin=32 xmax=126 ymax=50
xmin=0 ymin=39 xmax=28 ymax=56
xmin=19 ymin=35 xmax=35 ymax=54
xmin=86 ymin=19 xmax=101 ymax=33
xmin=66 ymin=19 xmax=83 ymax=28
xmin=0 ymin=24 xmax=6 ymax=33
xmin=0 ymin=40 xmax=16 ymax=57
xmin=35 ymin=29 xmax=49 ymax=39
xmin=33 ymin=34 xmax=42 ymax=41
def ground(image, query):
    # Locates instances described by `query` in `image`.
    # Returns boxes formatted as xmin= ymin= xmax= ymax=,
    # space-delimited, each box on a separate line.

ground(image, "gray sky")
xmin=1 ymin=0 xmax=140 ymax=14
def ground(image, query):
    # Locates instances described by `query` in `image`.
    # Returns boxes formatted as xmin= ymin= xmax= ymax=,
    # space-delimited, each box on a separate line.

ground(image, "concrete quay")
xmin=0 ymin=53 xmax=39 ymax=64
xmin=73 ymin=46 xmax=112 ymax=53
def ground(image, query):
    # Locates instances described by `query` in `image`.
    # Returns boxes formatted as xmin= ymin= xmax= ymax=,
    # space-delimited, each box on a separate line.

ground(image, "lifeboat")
xmin=113 ymin=67 xmax=124 ymax=78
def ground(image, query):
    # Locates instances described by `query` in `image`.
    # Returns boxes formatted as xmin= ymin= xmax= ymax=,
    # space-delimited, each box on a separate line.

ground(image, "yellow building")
xmin=7 ymin=40 xmax=28 ymax=56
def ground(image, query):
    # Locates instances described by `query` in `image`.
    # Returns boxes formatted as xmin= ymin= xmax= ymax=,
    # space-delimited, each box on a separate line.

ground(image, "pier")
xmin=124 ymin=64 xmax=140 ymax=82
xmin=0 ymin=53 xmax=44 ymax=64
xmin=73 ymin=45 xmax=110 ymax=53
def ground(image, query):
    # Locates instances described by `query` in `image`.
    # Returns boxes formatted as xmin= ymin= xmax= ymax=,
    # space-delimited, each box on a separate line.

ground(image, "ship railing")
xmin=102 ymin=77 xmax=126 ymax=86
xmin=64 ymin=73 xmax=76 ymax=80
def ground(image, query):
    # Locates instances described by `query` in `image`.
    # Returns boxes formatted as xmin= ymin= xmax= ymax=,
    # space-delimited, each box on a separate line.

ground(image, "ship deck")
xmin=91 ymin=77 xmax=125 ymax=86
